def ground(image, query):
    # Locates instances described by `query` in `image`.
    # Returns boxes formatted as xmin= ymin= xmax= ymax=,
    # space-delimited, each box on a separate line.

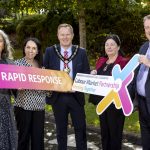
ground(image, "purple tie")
xmin=64 ymin=51 xmax=68 ymax=69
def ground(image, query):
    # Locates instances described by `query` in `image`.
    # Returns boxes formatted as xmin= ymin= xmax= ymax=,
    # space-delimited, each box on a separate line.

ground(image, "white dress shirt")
xmin=137 ymin=43 xmax=150 ymax=97
xmin=60 ymin=46 xmax=73 ymax=78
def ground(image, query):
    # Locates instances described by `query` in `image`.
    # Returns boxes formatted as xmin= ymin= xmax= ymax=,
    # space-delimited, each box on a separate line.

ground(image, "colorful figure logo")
xmin=96 ymin=54 xmax=139 ymax=116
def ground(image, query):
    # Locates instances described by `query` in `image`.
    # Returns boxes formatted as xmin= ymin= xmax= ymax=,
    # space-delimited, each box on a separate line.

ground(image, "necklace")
xmin=54 ymin=44 xmax=78 ymax=63
xmin=103 ymin=58 xmax=115 ymax=72
xmin=103 ymin=63 xmax=114 ymax=72
xmin=54 ymin=44 xmax=78 ymax=74
xmin=103 ymin=64 xmax=109 ymax=71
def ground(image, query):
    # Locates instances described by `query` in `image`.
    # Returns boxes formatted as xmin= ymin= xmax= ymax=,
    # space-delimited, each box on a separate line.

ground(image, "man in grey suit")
xmin=43 ymin=23 xmax=90 ymax=150
xmin=131 ymin=14 xmax=150 ymax=150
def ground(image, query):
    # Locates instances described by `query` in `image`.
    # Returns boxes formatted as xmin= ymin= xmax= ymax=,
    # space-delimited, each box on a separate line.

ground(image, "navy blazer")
xmin=130 ymin=41 xmax=150 ymax=113
xmin=43 ymin=44 xmax=90 ymax=106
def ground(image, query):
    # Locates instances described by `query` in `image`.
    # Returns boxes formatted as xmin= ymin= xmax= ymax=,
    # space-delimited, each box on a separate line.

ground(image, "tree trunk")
xmin=78 ymin=7 xmax=86 ymax=49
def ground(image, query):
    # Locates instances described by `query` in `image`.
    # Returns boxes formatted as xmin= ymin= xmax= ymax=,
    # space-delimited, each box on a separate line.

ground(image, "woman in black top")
xmin=90 ymin=34 xmax=129 ymax=150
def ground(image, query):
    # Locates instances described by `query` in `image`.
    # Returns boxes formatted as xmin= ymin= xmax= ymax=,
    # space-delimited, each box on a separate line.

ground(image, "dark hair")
xmin=104 ymin=34 xmax=121 ymax=47
xmin=23 ymin=37 xmax=43 ymax=67
xmin=103 ymin=34 xmax=125 ymax=56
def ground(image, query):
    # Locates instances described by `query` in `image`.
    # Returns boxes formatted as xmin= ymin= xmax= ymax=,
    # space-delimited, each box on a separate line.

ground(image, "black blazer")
xmin=130 ymin=41 xmax=150 ymax=113
xmin=43 ymin=44 xmax=90 ymax=106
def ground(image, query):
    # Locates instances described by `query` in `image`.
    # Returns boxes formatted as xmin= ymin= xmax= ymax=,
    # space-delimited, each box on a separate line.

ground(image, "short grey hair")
xmin=57 ymin=23 xmax=74 ymax=35
xmin=0 ymin=30 xmax=13 ymax=60
xmin=143 ymin=14 xmax=150 ymax=23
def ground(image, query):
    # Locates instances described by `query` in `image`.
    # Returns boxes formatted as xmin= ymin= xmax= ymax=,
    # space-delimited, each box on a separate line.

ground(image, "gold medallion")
xmin=63 ymin=67 xmax=70 ymax=74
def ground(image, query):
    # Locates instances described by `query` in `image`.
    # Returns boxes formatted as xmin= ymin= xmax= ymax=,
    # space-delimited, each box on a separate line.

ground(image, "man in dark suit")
xmin=131 ymin=14 xmax=150 ymax=150
xmin=43 ymin=23 xmax=90 ymax=150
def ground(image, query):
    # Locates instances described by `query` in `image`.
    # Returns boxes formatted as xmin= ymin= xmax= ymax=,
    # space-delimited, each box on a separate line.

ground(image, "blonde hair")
xmin=0 ymin=30 xmax=13 ymax=60
xmin=57 ymin=23 xmax=74 ymax=35
xmin=143 ymin=14 xmax=150 ymax=23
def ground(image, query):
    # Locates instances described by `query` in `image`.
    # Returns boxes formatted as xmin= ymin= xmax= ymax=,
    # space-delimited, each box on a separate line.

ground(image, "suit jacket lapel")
xmin=141 ymin=42 xmax=150 ymax=81
xmin=139 ymin=42 xmax=149 ymax=55
xmin=55 ymin=44 xmax=61 ymax=70
xmin=72 ymin=45 xmax=78 ymax=79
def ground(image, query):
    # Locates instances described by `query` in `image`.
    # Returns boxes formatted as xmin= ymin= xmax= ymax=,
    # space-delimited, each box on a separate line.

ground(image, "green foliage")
xmin=3 ymin=0 xmax=150 ymax=58
xmin=16 ymin=9 xmax=78 ymax=51
xmin=85 ymin=94 xmax=99 ymax=126
xmin=13 ymin=49 xmax=23 ymax=59
xmin=1 ymin=19 xmax=18 ymax=34
xmin=124 ymin=112 xmax=140 ymax=133
xmin=45 ymin=104 xmax=52 ymax=112
xmin=86 ymin=3 xmax=148 ymax=59
xmin=45 ymin=8 xmax=79 ymax=45
xmin=16 ymin=14 xmax=46 ymax=48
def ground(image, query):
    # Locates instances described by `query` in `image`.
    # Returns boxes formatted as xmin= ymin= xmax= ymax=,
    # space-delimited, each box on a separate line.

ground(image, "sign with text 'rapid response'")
xmin=0 ymin=64 xmax=73 ymax=92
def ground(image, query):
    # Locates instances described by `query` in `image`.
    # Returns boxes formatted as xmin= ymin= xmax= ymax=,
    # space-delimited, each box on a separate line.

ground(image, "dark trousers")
xmin=138 ymin=96 xmax=150 ymax=150
xmin=14 ymin=106 xmax=45 ymax=150
xmin=52 ymin=93 xmax=87 ymax=150
xmin=99 ymin=104 xmax=125 ymax=150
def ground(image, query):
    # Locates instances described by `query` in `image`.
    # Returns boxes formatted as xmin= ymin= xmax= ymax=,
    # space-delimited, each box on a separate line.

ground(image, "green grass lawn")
xmin=45 ymin=94 xmax=140 ymax=133
xmin=85 ymin=100 xmax=140 ymax=133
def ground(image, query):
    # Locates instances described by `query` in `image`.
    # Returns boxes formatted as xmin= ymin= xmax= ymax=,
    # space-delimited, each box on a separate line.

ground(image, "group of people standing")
xmin=0 ymin=14 xmax=150 ymax=150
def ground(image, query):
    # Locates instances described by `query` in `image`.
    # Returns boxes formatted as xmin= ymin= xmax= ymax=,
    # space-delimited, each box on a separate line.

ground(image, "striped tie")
xmin=64 ymin=51 xmax=68 ymax=69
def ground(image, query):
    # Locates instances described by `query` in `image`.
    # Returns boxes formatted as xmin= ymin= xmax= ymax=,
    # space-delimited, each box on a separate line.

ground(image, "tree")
xmin=2 ymin=0 xmax=150 ymax=57
xmin=77 ymin=0 xmax=86 ymax=48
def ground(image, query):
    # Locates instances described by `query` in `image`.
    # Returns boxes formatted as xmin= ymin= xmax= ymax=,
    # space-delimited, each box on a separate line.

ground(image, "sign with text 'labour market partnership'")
xmin=0 ymin=64 xmax=72 ymax=92
xmin=72 ymin=54 xmax=140 ymax=116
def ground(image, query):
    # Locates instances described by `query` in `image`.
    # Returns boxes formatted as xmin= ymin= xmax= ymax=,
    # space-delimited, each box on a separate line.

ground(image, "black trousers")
xmin=14 ymin=106 xmax=45 ymax=150
xmin=52 ymin=93 xmax=87 ymax=150
xmin=138 ymin=96 xmax=150 ymax=150
xmin=99 ymin=104 xmax=125 ymax=150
